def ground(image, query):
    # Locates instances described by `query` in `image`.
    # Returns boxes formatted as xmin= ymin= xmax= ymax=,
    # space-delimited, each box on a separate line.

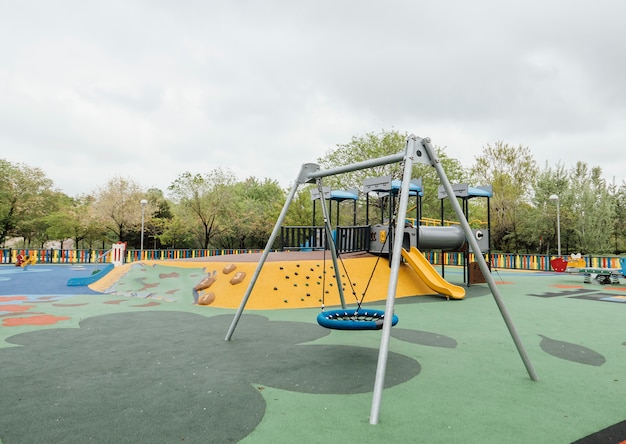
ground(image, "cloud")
xmin=1 ymin=0 xmax=625 ymax=196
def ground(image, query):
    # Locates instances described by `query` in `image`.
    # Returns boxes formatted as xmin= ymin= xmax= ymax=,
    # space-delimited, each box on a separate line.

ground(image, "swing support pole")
xmin=421 ymin=137 xmax=538 ymax=382
xmin=369 ymin=136 xmax=538 ymax=424
xmin=225 ymin=163 xmax=321 ymax=341
xmin=315 ymin=178 xmax=347 ymax=309
xmin=369 ymin=136 xmax=419 ymax=424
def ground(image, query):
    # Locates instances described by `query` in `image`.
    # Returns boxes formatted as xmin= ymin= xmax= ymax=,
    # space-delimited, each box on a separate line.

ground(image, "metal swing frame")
xmin=225 ymin=135 xmax=538 ymax=425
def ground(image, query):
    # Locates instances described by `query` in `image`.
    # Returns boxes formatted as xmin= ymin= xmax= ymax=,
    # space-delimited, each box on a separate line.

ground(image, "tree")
xmin=45 ymin=194 xmax=103 ymax=249
xmin=568 ymin=162 xmax=614 ymax=254
xmin=283 ymin=188 xmax=315 ymax=226
xmin=142 ymin=188 xmax=172 ymax=250
xmin=317 ymin=129 xmax=466 ymax=225
xmin=531 ymin=162 xmax=570 ymax=254
xmin=167 ymin=168 xmax=236 ymax=249
xmin=215 ymin=177 xmax=285 ymax=249
xmin=611 ymin=180 xmax=626 ymax=253
xmin=471 ymin=142 xmax=539 ymax=252
xmin=91 ymin=177 xmax=150 ymax=244
xmin=0 ymin=159 xmax=55 ymax=246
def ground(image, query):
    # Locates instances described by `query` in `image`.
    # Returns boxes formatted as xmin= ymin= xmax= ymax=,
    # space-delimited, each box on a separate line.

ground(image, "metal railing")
xmin=279 ymin=225 xmax=370 ymax=253
xmin=279 ymin=226 xmax=326 ymax=251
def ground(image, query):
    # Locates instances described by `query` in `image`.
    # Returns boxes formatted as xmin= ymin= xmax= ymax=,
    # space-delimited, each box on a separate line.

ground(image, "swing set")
xmin=225 ymin=135 xmax=538 ymax=425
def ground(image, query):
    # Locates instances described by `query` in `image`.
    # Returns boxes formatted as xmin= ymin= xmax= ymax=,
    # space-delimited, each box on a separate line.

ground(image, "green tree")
xmin=530 ymin=162 xmax=568 ymax=254
xmin=91 ymin=177 xmax=150 ymax=244
xmin=317 ymin=129 xmax=466 ymax=225
xmin=283 ymin=188 xmax=315 ymax=226
xmin=471 ymin=142 xmax=539 ymax=252
xmin=611 ymin=181 xmax=626 ymax=253
xmin=0 ymin=159 xmax=55 ymax=246
xmin=45 ymin=194 xmax=103 ymax=250
xmin=167 ymin=168 xmax=236 ymax=249
xmin=158 ymin=214 xmax=195 ymax=249
xmin=216 ymin=177 xmax=285 ymax=249
xmin=532 ymin=161 xmax=617 ymax=255
xmin=568 ymin=163 xmax=614 ymax=254
xmin=142 ymin=188 xmax=172 ymax=250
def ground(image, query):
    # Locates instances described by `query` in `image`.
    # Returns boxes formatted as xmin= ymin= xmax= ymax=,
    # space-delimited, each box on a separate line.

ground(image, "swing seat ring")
xmin=317 ymin=308 xmax=398 ymax=331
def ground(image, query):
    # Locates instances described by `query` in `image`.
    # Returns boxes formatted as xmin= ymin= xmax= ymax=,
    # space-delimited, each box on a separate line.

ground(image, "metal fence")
xmin=279 ymin=225 xmax=370 ymax=253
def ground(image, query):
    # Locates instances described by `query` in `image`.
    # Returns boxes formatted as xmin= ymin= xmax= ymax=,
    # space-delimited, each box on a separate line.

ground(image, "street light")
xmin=549 ymin=194 xmax=561 ymax=257
xmin=140 ymin=199 xmax=148 ymax=259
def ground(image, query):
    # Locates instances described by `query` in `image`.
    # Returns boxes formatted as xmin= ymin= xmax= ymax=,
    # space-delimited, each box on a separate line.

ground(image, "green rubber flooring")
xmin=1 ymin=264 xmax=625 ymax=443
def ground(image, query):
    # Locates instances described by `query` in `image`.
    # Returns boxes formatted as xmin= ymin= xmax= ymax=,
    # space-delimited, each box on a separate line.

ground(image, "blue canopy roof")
xmin=329 ymin=190 xmax=358 ymax=201
xmin=467 ymin=186 xmax=493 ymax=197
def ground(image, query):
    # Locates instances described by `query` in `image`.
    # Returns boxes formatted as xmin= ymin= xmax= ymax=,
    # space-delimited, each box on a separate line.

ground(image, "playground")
xmin=1 ymin=258 xmax=625 ymax=443
xmin=1 ymin=137 xmax=624 ymax=443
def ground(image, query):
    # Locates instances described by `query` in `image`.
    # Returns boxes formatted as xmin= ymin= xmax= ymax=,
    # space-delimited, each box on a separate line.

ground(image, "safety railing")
xmin=279 ymin=225 xmax=370 ymax=253
xmin=280 ymin=226 xmax=327 ymax=251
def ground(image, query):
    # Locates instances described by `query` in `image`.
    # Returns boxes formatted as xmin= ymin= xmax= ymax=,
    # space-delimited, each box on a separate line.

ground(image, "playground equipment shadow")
xmin=0 ymin=263 xmax=625 ymax=443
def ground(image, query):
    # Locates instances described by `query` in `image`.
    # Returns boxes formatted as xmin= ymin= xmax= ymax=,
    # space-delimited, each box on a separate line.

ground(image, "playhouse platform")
xmin=0 ymin=260 xmax=625 ymax=443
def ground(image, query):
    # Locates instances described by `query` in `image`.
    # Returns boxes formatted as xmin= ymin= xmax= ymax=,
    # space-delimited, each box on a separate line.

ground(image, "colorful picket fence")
xmin=0 ymin=248 xmax=263 ymax=265
xmin=1 ymin=248 xmax=623 ymax=272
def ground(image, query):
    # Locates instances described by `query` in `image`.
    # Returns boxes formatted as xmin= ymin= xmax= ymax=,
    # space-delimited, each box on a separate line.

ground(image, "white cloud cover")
xmin=1 ymin=0 xmax=625 ymax=197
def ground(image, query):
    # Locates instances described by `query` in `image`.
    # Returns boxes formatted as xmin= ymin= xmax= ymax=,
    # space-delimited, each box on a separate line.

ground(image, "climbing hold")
xmin=229 ymin=272 xmax=246 ymax=285
xmin=222 ymin=264 xmax=237 ymax=274
xmin=197 ymin=292 xmax=215 ymax=306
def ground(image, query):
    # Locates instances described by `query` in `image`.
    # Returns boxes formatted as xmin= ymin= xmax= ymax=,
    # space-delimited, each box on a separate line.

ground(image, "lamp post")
xmin=549 ymin=194 xmax=561 ymax=257
xmin=140 ymin=199 xmax=148 ymax=259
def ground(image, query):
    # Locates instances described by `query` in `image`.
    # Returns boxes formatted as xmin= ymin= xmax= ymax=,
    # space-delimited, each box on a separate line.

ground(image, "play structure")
xmin=225 ymin=135 xmax=538 ymax=425
xmin=551 ymin=253 xmax=624 ymax=284
xmin=287 ymin=175 xmax=492 ymax=290
xmin=307 ymin=175 xmax=471 ymax=301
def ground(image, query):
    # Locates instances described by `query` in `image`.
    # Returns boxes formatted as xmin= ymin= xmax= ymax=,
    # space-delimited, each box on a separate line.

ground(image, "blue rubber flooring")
xmin=0 ymin=264 xmax=101 ymax=296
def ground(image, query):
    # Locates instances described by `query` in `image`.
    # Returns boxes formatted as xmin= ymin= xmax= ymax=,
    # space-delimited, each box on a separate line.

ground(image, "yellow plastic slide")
xmin=401 ymin=247 xmax=465 ymax=299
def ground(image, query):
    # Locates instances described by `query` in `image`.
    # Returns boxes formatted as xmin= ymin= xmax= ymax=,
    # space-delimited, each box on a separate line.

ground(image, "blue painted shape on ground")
xmin=600 ymin=296 xmax=626 ymax=303
xmin=0 ymin=265 xmax=101 ymax=296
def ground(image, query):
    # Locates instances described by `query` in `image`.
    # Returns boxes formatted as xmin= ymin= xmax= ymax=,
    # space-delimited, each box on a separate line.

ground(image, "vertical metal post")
xmin=316 ymin=179 xmax=347 ymax=309
xmin=370 ymin=136 xmax=418 ymax=424
xmin=549 ymin=194 xmax=561 ymax=256
xmin=225 ymin=163 xmax=320 ymax=341
xmin=140 ymin=199 xmax=147 ymax=260
xmin=556 ymin=199 xmax=561 ymax=256
xmin=422 ymin=138 xmax=538 ymax=382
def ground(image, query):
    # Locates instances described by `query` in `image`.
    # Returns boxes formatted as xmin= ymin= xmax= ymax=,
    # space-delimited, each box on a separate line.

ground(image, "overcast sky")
xmin=2 ymin=1 xmax=625 ymax=197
